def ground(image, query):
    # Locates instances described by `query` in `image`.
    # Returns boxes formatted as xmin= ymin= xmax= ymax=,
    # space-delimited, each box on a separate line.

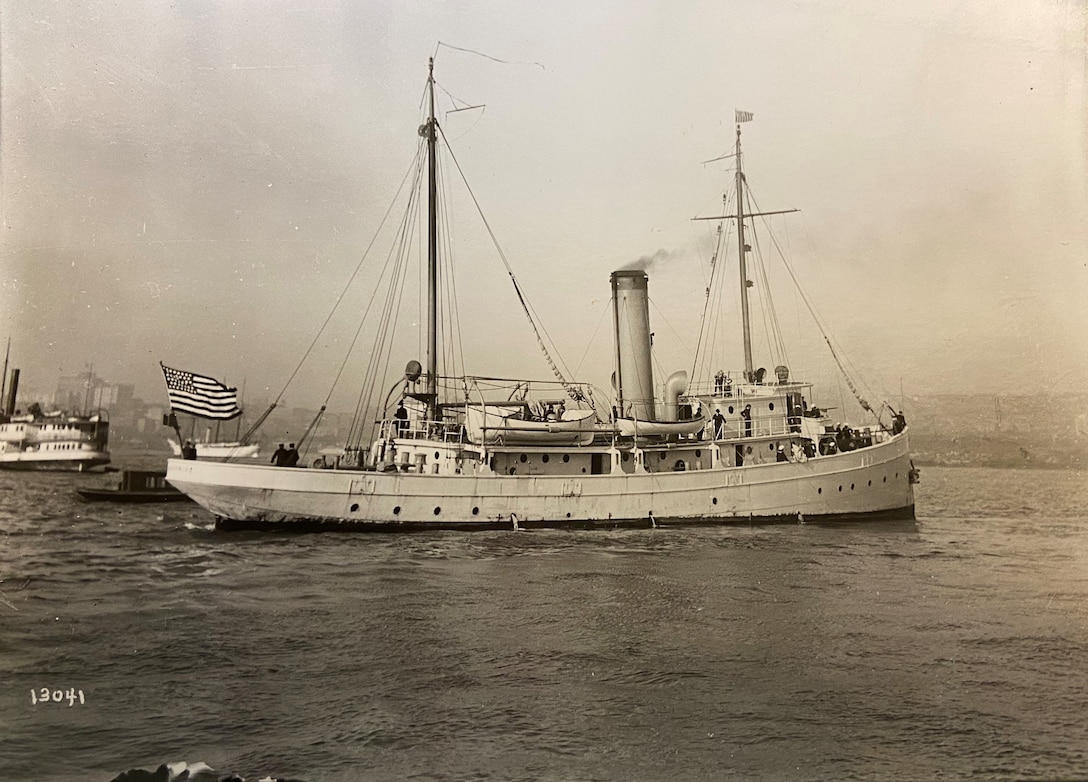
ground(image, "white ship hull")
xmin=0 ymin=448 xmax=111 ymax=471
xmin=167 ymin=432 xmax=913 ymax=530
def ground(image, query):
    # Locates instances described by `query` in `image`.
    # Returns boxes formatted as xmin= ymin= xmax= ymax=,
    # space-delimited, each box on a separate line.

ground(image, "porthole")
xmin=542 ymin=454 xmax=550 ymax=463
xmin=566 ymin=512 xmax=572 ymax=518
xmin=563 ymin=454 xmax=570 ymax=463
xmin=769 ymin=402 xmax=775 ymax=411
xmin=659 ymin=452 xmax=667 ymax=460
xmin=350 ymin=503 xmax=359 ymax=512
xmin=433 ymin=506 xmax=441 ymax=515
xmin=622 ymin=452 xmax=630 ymax=462
xmin=712 ymin=497 xmax=718 ymax=505
xmin=581 ymin=467 xmax=586 ymax=473
xmin=472 ymin=506 xmax=479 ymax=515
xmin=850 ymin=483 xmax=855 ymax=490
xmin=393 ymin=506 xmax=401 ymax=515
xmin=768 ymin=443 xmax=775 ymax=451
xmin=895 ymin=472 xmax=899 ymax=479
xmin=838 ymin=485 xmax=843 ymax=492
xmin=519 ymin=453 xmax=528 ymax=463
xmin=695 ymin=450 xmax=702 ymax=457
xmin=868 ymin=480 xmax=872 ymax=487
xmin=818 ymin=487 xmax=823 ymax=494
xmin=728 ymin=406 xmax=735 ymax=414
xmin=883 ymin=476 xmax=887 ymax=483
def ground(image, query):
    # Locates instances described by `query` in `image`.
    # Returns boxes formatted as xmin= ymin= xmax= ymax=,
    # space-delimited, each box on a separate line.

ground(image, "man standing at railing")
xmin=394 ymin=400 xmax=409 ymax=436
xmin=892 ymin=410 xmax=906 ymax=435
xmin=741 ymin=404 xmax=752 ymax=437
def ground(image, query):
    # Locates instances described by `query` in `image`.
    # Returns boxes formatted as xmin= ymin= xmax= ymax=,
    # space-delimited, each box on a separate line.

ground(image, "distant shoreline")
xmin=914 ymin=458 xmax=1085 ymax=472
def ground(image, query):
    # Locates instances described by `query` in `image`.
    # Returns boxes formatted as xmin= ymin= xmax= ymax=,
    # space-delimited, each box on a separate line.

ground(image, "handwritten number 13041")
xmin=31 ymin=688 xmax=85 ymax=705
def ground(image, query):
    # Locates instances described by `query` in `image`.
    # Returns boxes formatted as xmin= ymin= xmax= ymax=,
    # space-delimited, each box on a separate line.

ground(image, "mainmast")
xmin=735 ymin=123 xmax=754 ymax=381
xmin=421 ymin=57 xmax=439 ymax=420
xmin=693 ymin=118 xmax=797 ymax=384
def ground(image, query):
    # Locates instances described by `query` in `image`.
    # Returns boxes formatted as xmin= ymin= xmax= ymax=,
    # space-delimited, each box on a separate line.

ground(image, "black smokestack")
xmin=5 ymin=369 xmax=20 ymax=416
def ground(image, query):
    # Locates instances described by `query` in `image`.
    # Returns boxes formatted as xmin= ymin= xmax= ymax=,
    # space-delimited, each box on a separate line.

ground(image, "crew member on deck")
xmin=712 ymin=409 xmax=726 ymax=440
xmin=892 ymin=410 xmax=907 ymax=434
xmin=271 ymin=443 xmax=288 ymax=465
xmin=394 ymin=401 xmax=409 ymax=435
xmin=285 ymin=443 xmax=300 ymax=467
xmin=182 ymin=440 xmax=197 ymax=460
xmin=741 ymin=405 xmax=752 ymax=437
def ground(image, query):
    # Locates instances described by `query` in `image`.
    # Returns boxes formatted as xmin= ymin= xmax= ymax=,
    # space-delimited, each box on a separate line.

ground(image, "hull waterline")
xmin=167 ymin=433 xmax=914 ymax=531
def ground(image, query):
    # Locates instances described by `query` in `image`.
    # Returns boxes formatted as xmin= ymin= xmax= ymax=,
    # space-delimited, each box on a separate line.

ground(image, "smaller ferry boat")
xmin=0 ymin=368 xmax=111 ymax=471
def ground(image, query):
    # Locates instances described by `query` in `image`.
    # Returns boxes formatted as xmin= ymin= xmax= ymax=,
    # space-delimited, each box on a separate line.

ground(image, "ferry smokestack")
xmin=4 ymin=369 xmax=19 ymax=416
xmin=611 ymin=270 xmax=655 ymax=421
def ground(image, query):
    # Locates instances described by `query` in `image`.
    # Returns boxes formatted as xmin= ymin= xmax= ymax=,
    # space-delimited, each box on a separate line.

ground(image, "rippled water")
xmin=3 ymin=464 xmax=1088 ymax=781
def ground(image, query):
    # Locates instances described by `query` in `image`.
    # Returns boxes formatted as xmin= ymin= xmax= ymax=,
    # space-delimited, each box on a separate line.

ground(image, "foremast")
xmin=420 ymin=57 xmax=440 ymax=421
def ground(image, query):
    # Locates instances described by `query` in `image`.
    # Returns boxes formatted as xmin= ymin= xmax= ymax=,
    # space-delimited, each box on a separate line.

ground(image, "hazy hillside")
xmin=902 ymin=394 xmax=1087 ymax=471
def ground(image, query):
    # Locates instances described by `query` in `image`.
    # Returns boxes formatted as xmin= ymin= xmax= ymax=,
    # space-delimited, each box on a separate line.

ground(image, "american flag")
xmin=735 ymin=109 xmax=754 ymax=123
xmin=160 ymin=364 xmax=242 ymax=420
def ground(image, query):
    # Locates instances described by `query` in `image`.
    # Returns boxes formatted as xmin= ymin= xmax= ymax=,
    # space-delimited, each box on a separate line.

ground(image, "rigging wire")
xmin=240 ymin=131 xmax=428 ymax=452
xmin=347 ymin=143 xmax=428 ymax=445
xmin=435 ymin=41 xmax=546 ymax=71
xmin=757 ymin=208 xmax=881 ymax=420
xmin=746 ymin=207 xmax=789 ymax=371
xmin=572 ymin=300 xmax=611 ymax=378
xmin=746 ymin=188 xmax=791 ymax=368
xmin=648 ymin=296 xmax=694 ymax=364
xmin=691 ymin=187 xmax=739 ymax=386
xmin=436 ymin=123 xmax=588 ymax=406
xmin=437 ymin=147 xmax=468 ymax=393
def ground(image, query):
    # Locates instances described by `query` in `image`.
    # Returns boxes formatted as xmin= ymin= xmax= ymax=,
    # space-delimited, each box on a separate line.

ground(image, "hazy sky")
xmin=2 ymin=0 xmax=1085 ymax=413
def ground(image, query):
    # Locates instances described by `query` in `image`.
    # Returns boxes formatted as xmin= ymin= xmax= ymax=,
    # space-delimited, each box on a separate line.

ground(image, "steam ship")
xmin=166 ymin=59 xmax=915 ymax=529
xmin=0 ymin=368 xmax=111 ymax=472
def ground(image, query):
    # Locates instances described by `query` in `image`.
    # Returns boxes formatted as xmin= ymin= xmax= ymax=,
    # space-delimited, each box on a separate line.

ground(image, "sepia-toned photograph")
xmin=2 ymin=2 xmax=1086 ymax=780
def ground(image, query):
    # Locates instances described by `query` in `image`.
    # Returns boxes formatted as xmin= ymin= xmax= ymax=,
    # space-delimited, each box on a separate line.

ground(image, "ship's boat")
xmin=167 ymin=439 xmax=260 ymax=460
xmin=465 ymin=405 xmax=597 ymax=446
